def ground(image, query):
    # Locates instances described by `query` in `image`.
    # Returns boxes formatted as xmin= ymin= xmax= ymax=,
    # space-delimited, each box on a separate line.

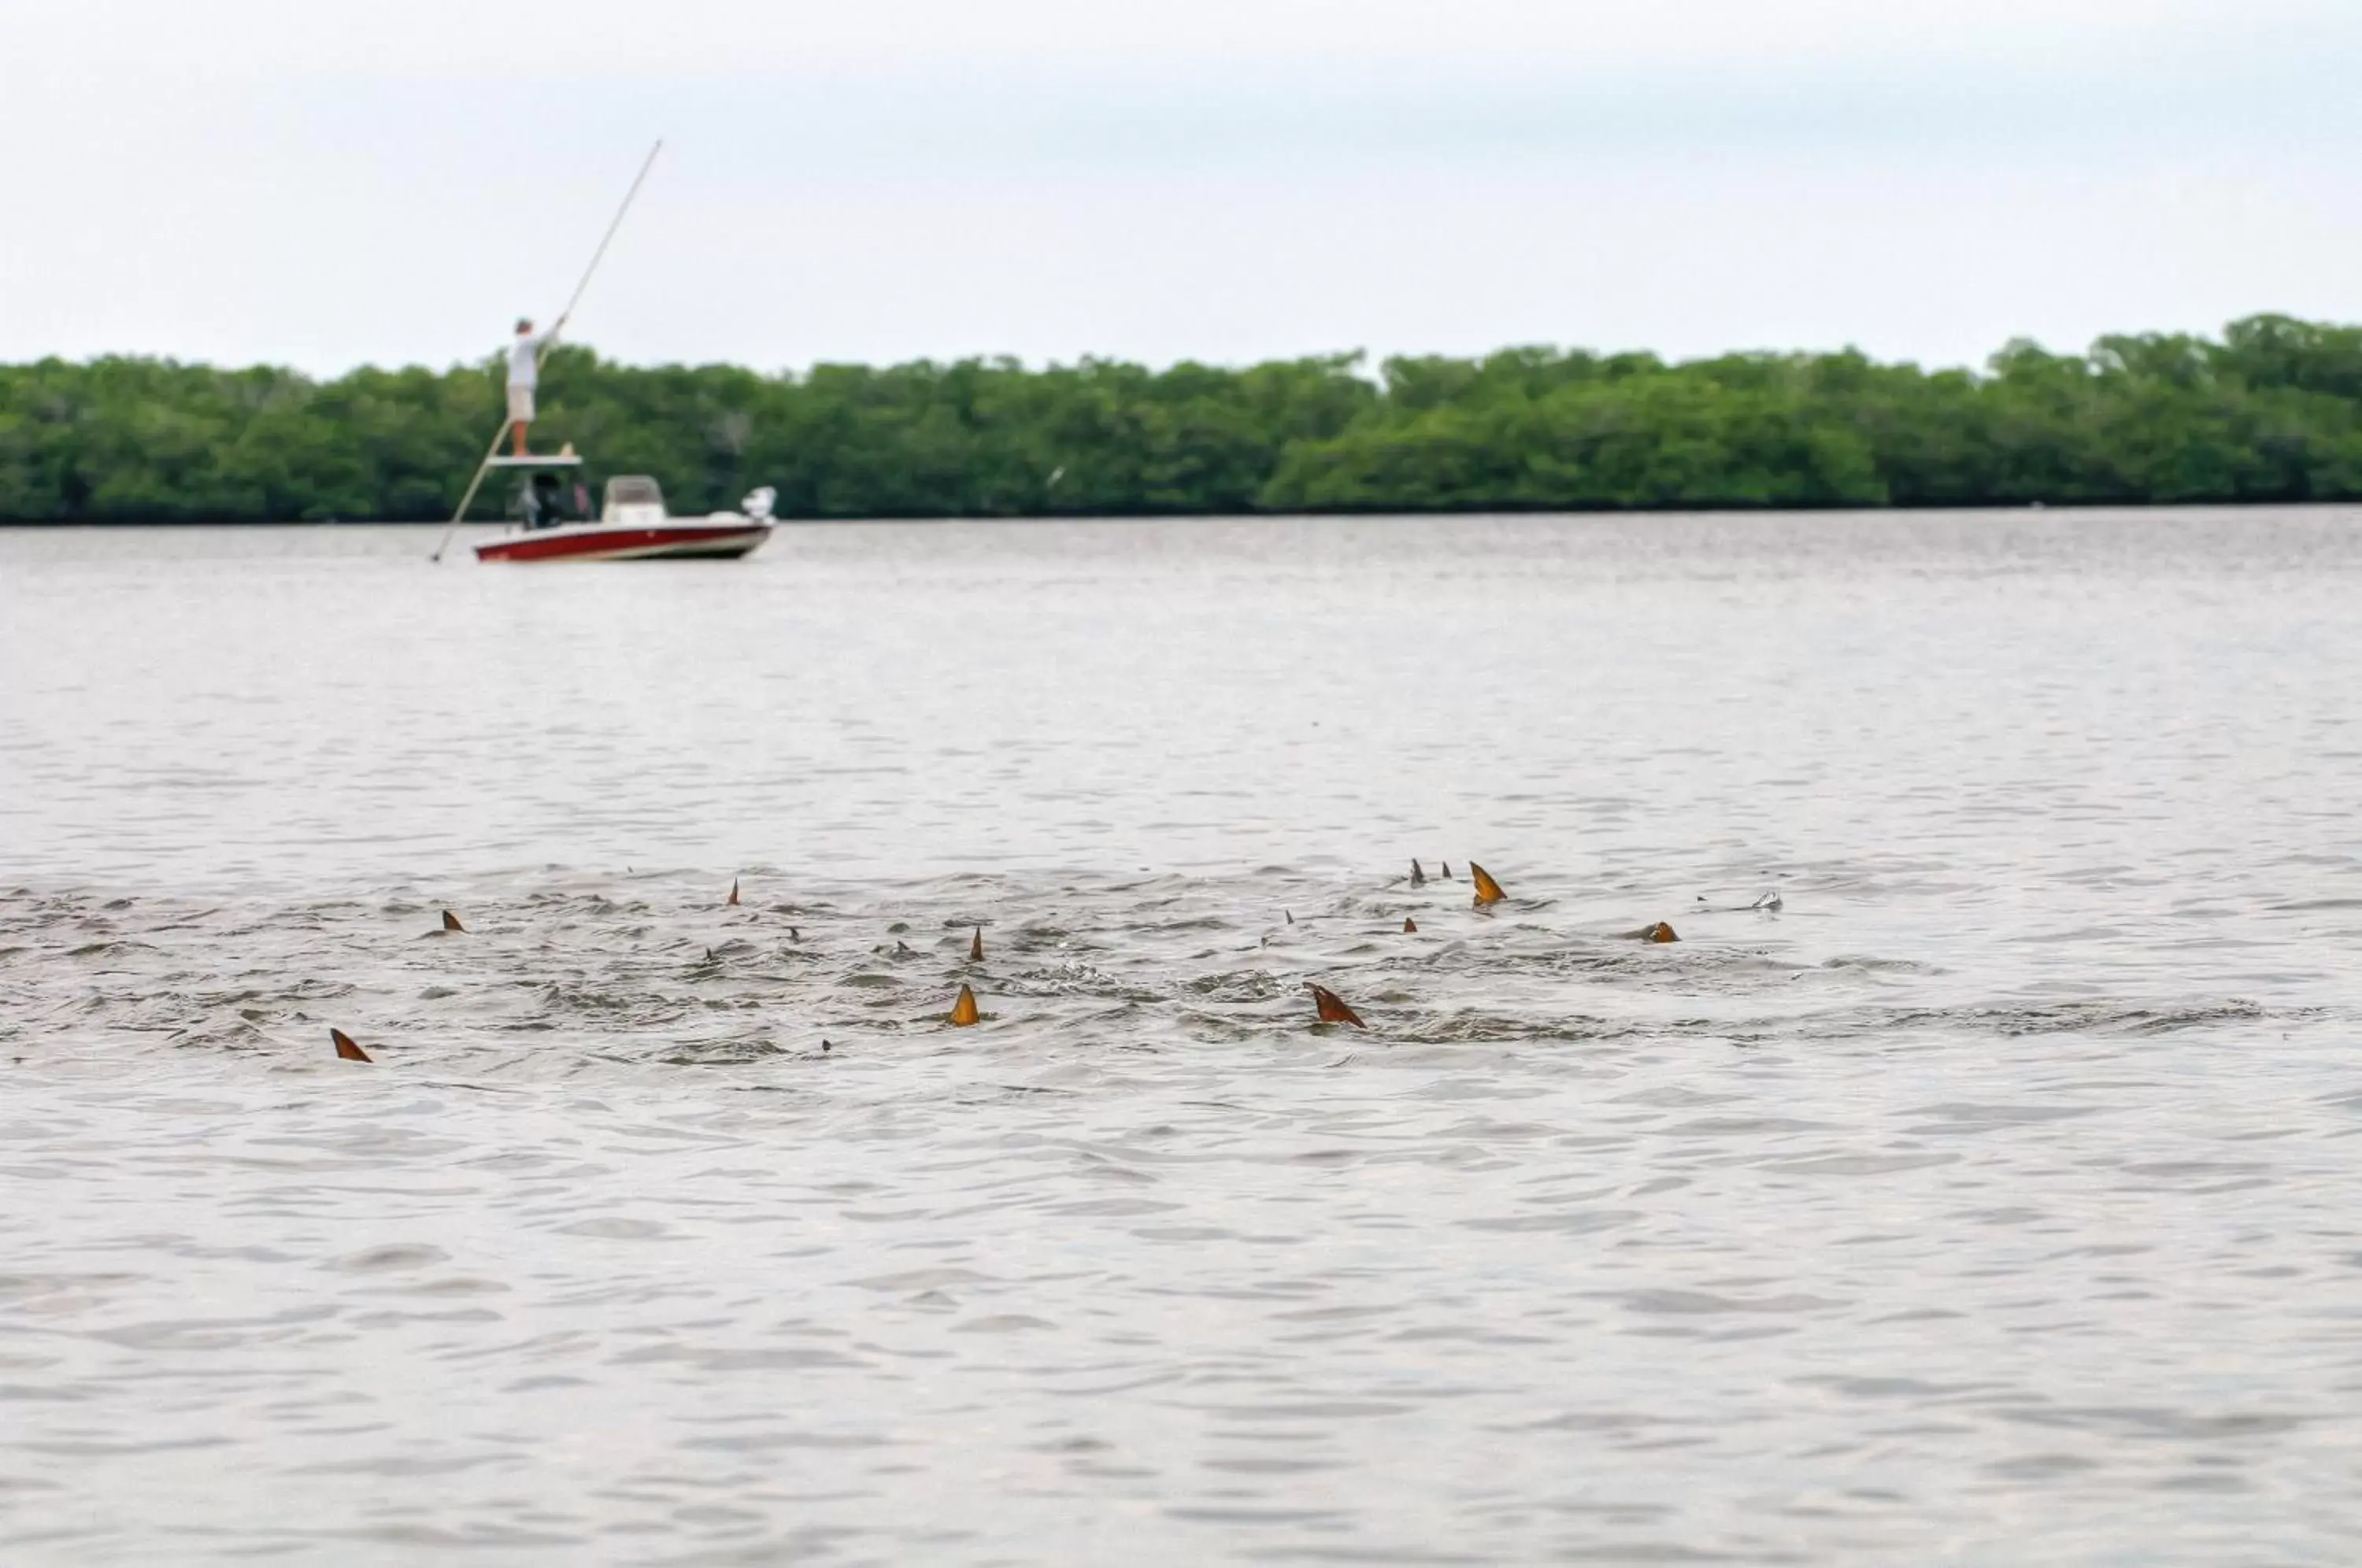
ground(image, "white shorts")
xmin=507 ymin=385 xmax=535 ymax=422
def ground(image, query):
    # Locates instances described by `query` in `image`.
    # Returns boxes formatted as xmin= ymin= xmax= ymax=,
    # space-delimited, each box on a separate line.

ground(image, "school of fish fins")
xmin=324 ymin=858 xmax=1698 ymax=1063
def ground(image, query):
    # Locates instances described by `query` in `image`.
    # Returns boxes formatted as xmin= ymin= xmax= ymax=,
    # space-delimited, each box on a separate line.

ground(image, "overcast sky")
xmin=4 ymin=0 xmax=2356 ymax=377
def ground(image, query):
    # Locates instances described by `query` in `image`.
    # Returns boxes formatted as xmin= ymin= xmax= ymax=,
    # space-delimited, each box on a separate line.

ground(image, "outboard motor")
xmin=742 ymin=486 xmax=777 ymax=522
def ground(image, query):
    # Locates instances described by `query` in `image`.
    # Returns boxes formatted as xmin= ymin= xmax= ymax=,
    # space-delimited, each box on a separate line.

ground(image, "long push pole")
xmin=431 ymin=140 xmax=665 ymax=562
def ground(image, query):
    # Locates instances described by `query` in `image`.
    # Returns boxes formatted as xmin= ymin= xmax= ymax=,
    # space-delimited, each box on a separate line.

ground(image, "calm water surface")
xmin=2 ymin=511 xmax=2360 ymax=1564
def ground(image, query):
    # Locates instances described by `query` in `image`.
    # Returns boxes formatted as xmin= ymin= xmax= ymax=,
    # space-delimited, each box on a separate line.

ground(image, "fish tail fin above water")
xmin=950 ymin=984 xmax=980 ymax=1026
xmin=1469 ymin=863 xmax=1507 ymax=907
xmin=1409 ymin=860 xmax=1426 ymax=886
xmin=969 ymin=926 xmax=984 ymax=962
xmin=727 ymin=878 xmax=740 ymax=908
xmin=1307 ymin=982 xmax=1366 ymax=1028
xmin=330 ymin=1027 xmax=372 ymax=1063
xmin=442 ymin=909 xmax=465 ymax=933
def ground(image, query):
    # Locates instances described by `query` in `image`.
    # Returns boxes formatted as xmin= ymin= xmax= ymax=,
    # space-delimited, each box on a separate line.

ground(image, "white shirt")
xmin=508 ymin=335 xmax=539 ymax=389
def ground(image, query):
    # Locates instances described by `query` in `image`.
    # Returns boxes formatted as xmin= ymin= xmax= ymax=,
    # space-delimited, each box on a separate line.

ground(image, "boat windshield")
xmin=602 ymin=475 xmax=667 ymax=520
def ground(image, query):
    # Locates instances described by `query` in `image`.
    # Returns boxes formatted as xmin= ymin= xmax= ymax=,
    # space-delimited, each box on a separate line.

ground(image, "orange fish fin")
xmin=1402 ymin=917 xmax=1418 ymax=934
xmin=1469 ymin=862 xmax=1507 ymax=906
xmin=1309 ymin=983 xmax=1366 ymax=1028
xmin=969 ymin=926 xmax=984 ymax=962
xmin=330 ymin=1027 xmax=372 ymax=1063
xmin=950 ymin=984 xmax=980 ymax=1026
xmin=442 ymin=909 xmax=465 ymax=933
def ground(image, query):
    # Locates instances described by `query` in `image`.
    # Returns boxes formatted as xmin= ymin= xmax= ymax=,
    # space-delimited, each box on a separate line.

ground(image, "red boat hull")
xmin=475 ymin=522 xmax=772 ymax=564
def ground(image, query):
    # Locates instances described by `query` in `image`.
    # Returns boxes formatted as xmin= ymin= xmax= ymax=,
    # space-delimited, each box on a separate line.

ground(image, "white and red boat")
xmin=474 ymin=472 xmax=775 ymax=564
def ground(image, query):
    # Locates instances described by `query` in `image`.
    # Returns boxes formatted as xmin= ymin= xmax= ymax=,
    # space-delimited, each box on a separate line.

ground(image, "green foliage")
xmin=6 ymin=318 xmax=2362 ymax=521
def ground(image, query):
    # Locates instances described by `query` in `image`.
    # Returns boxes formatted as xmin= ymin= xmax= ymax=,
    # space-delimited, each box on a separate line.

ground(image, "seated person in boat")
xmin=524 ymin=471 xmax=568 ymax=529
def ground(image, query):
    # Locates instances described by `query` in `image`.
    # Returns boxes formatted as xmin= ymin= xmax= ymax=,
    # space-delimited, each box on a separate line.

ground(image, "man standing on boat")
xmin=506 ymin=316 xmax=557 ymax=457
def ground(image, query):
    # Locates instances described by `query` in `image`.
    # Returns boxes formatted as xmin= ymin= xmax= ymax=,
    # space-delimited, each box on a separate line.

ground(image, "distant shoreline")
xmin=8 ymin=316 xmax=2360 ymax=522
xmin=9 ymin=499 xmax=2356 ymax=529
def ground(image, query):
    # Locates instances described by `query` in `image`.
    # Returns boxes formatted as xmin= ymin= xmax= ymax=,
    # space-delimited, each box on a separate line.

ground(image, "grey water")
xmin=2 ymin=509 xmax=2360 ymax=1566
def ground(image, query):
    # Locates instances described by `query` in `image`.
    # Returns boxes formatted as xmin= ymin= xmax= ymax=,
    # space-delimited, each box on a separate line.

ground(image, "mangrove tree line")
xmin=5 ymin=315 xmax=2362 ymax=521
